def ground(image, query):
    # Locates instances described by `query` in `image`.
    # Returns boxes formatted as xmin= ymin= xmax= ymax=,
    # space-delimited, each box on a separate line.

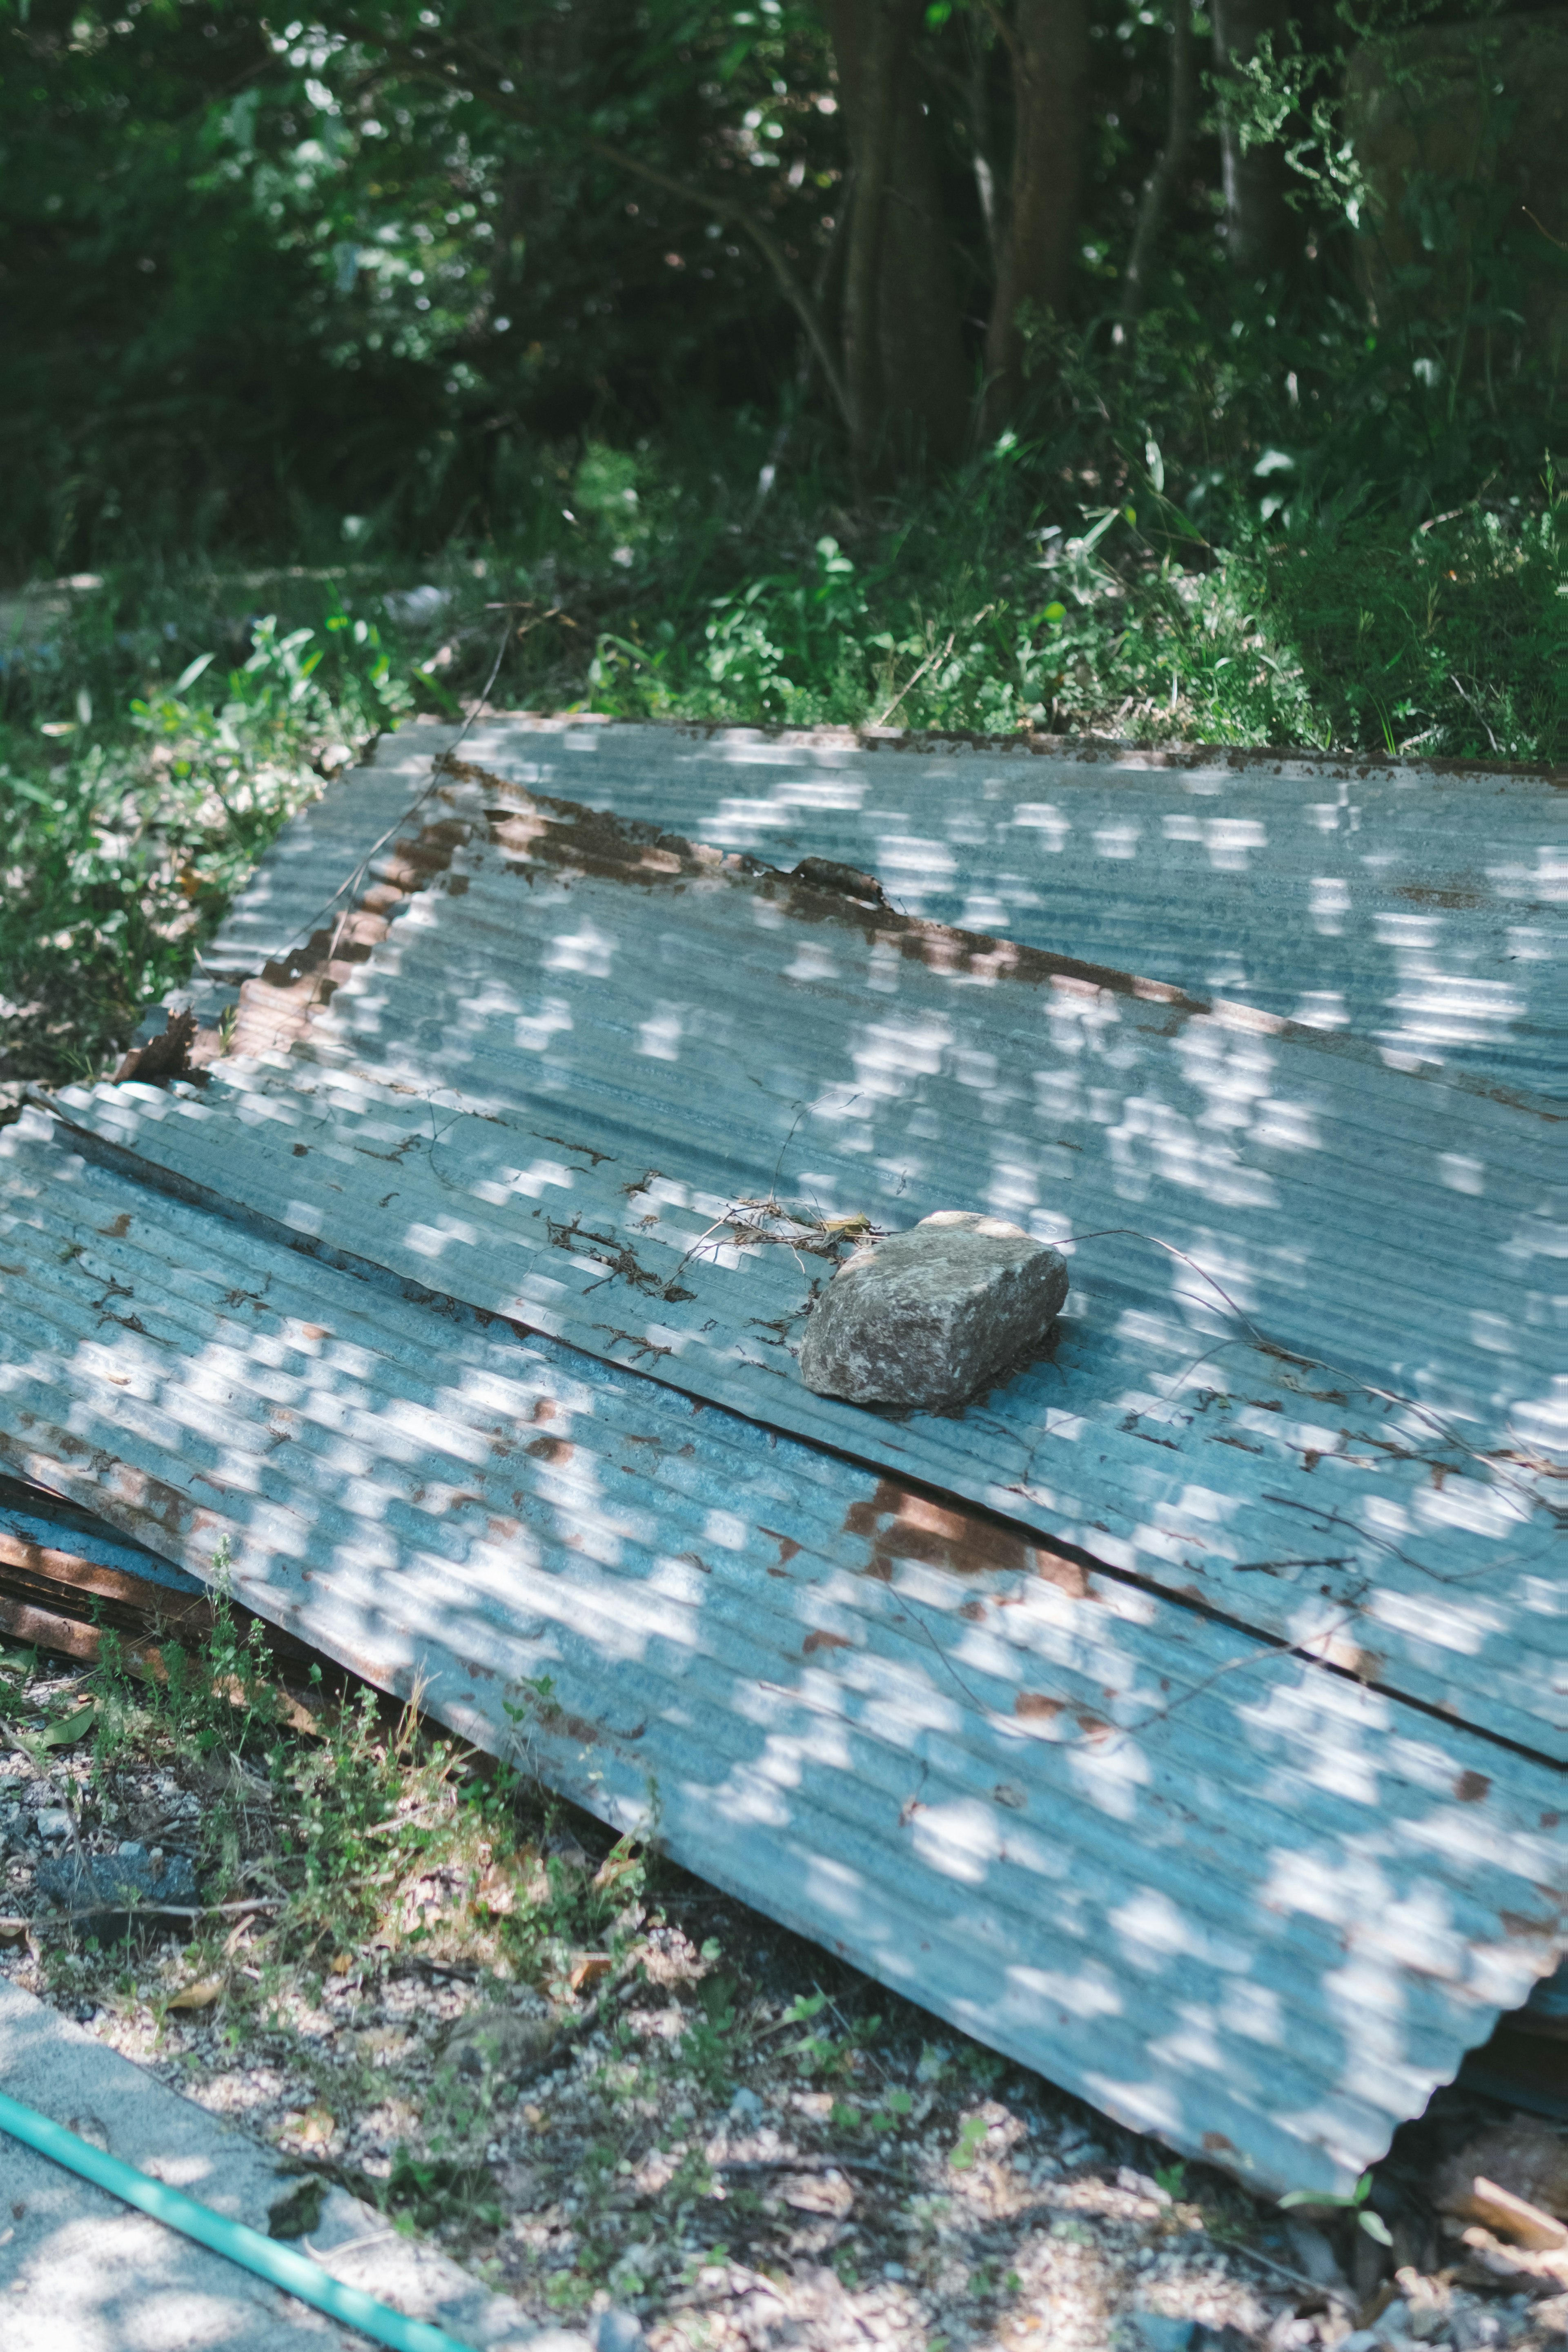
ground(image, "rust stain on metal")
xmin=463 ymin=769 xmax=1207 ymax=1016
xmin=227 ymin=814 xmax=477 ymax=1060
xmin=451 ymin=771 xmax=1539 ymax=1102
xmin=1456 ymin=1771 xmax=1493 ymax=1804
xmin=843 ymin=1477 xmax=1047 ymax=1584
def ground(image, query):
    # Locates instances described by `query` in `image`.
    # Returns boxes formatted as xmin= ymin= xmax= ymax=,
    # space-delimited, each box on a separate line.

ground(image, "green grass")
xmin=2 ymin=459 xmax=1561 ymax=1087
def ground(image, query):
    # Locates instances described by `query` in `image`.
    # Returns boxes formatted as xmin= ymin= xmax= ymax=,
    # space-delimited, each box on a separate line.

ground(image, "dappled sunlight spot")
xmin=1417 ymin=1477 xmax=1533 ymax=1562
xmin=1015 ymin=1958 xmax=1127 ymax=2025
xmin=1469 ymin=1310 xmax=1520 ymax=1356
xmin=851 ymin=1014 xmax=952 ymax=1095
xmin=1293 ymin=989 xmax=1350 ymax=1028
xmin=1108 ymin=1887 xmax=1250 ymax=1975
xmin=1221 ymin=1979 xmax=1290 ymax=2052
xmin=1108 ymin=1099 xmax=1281 ymax=1211
xmin=873 ymin=834 xmax=957 ymax=895
xmin=986 ymin=1159 xmax=1039 ymax=1218
xmin=1365 ymin=1588 xmax=1501 ymax=1657
xmin=1258 ymin=1845 xmax=1394 ymax=1941
xmin=514 ymin=997 xmax=574 ymax=1052
xmin=545 ymin=917 xmax=620 ymax=983
xmin=637 ymin=1004 xmax=684 ymax=1060
xmin=1010 ymin=803 xmax=1071 ymax=850
xmin=909 ymin=1795 xmax=1005 ymax=1884
xmin=1438 ymin=1150 xmax=1486 ymax=1195
xmin=1065 ymin=1737 xmax=1151 ymax=1823
xmin=953 ymin=1046 xmax=999 ymax=1090
xmin=1093 ymin=822 xmax=1142 ymax=860
xmin=1319 ymin=1961 xmax=1423 ymax=2070
xmin=403 ymin=1215 xmax=480 ymax=1260
xmin=1203 ymin=819 xmax=1267 ymax=871
xmin=785 ymin=940 xmax=839 ymax=983
xmin=455 ymin=978 xmax=523 ymax=1023
xmin=1251 ymin=1097 xmax=1322 ymax=1153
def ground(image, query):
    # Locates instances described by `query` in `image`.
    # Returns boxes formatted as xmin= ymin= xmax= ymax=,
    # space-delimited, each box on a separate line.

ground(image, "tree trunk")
xmin=1120 ymin=0 xmax=1195 ymax=334
xmin=825 ymin=0 xmax=969 ymax=470
xmin=981 ymin=0 xmax=1089 ymax=442
xmin=1211 ymin=0 xmax=1294 ymax=275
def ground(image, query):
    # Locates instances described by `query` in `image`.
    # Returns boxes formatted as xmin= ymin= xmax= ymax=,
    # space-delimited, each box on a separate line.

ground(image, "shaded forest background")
xmin=0 ymin=0 xmax=1564 ymax=1081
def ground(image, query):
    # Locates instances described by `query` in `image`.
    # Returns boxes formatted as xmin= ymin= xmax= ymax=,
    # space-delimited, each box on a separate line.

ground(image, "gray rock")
xmin=439 ymin=2006 xmax=564 ymax=2085
xmin=592 ymin=2309 xmax=644 ymax=2352
xmin=33 ymin=1810 xmax=72 ymax=1842
xmin=33 ymin=1849 xmax=199 ymax=1914
xmin=797 ymin=1211 xmax=1068 ymax=1409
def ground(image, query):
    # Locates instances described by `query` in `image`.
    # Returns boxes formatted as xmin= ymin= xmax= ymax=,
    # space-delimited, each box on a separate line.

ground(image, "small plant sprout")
xmin=1278 ymin=2170 xmax=1394 ymax=2245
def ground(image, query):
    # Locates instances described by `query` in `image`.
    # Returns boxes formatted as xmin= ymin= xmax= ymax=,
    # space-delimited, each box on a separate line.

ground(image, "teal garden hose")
xmin=0 ymin=2087 xmax=481 ymax=2352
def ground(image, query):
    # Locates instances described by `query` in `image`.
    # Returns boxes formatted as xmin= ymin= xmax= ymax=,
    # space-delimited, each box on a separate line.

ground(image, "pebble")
xmin=591 ymin=2309 xmax=644 ymax=2352
xmin=35 ymin=1810 xmax=72 ymax=1841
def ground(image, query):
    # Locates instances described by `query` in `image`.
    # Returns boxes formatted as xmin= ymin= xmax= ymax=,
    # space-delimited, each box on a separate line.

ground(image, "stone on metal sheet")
xmin=797 ymin=1210 xmax=1068 ymax=1408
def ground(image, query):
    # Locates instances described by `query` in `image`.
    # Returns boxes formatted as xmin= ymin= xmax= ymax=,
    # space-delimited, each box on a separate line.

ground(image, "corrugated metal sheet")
xmin=0 ymin=1471 xmax=204 ymax=1597
xmin=58 ymin=783 xmax=1566 ymax=1759
xmin=1 ymin=1109 xmax=1561 ymax=2200
xmin=209 ymin=718 xmax=1565 ymax=1086
xmin=203 ymin=757 xmax=433 ymax=978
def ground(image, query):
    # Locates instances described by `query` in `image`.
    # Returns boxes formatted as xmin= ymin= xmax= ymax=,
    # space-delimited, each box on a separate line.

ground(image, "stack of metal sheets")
xmin=2 ymin=720 xmax=1561 ymax=2199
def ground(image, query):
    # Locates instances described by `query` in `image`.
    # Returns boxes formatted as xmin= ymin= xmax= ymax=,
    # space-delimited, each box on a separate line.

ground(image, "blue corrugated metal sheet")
xmin=58 ymin=782 xmax=1566 ymax=1760
xmin=0 ymin=1471 xmax=204 ymax=1596
xmin=209 ymin=719 xmax=1564 ymax=1087
xmin=1 ymin=1108 xmax=1561 ymax=2201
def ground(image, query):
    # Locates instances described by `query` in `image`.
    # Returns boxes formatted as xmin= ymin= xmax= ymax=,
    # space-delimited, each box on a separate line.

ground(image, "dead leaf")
xmin=473 ymin=1862 xmax=516 ymax=1916
xmin=590 ymin=1851 xmax=641 ymax=1892
xmin=802 ymin=1629 xmax=851 ymax=1655
xmin=0 ymin=1918 xmax=29 ymax=1945
xmin=778 ymin=2170 xmax=855 ymax=2218
xmin=568 ymin=1952 xmax=612 ymax=1994
xmin=328 ymin=1950 xmax=355 ymax=1976
xmin=166 ymin=1977 xmax=225 ymax=2012
xmin=114 ymin=1007 xmax=197 ymax=1085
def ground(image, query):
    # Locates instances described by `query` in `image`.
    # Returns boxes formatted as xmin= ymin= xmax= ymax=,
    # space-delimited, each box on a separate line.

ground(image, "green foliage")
xmin=0 ymin=580 xmax=416 ymax=1081
xmin=1280 ymin=2167 xmax=1394 ymax=2246
xmin=681 ymin=1966 xmax=742 ymax=2096
xmin=384 ymin=2144 xmax=504 ymax=2235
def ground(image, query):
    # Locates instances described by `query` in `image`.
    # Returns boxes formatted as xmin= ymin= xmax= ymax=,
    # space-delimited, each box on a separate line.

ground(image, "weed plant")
xmin=2 ymin=425 xmax=1562 ymax=1089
